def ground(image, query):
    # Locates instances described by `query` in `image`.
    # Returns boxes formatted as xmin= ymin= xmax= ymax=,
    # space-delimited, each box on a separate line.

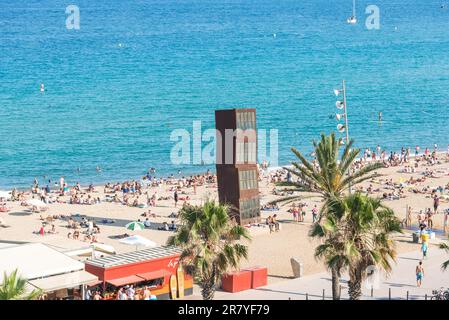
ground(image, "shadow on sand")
xmin=8 ymin=211 xmax=33 ymax=216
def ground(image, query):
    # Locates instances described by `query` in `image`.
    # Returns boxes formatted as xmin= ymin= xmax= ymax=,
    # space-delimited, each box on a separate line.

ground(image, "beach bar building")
xmin=215 ymin=108 xmax=261 ymax=225
xmin=84 ymin=246 xmax=193 ymax=300
xmin=0 ymin=242 xmax=98 ymax=300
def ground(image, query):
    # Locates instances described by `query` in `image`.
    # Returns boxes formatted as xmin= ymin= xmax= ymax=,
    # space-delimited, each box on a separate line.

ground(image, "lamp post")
xmin=334 ymin=80 xmax=350 ymax=146
xmin=334 ymin=80 xmax=352 ymax=192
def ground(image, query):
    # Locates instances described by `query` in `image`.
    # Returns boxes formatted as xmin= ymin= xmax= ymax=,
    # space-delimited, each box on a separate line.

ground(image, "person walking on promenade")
xmin=416 ymin=261 xmax=424 ymax=287
xmin=421 ymin=232 xmax=429 ymax=259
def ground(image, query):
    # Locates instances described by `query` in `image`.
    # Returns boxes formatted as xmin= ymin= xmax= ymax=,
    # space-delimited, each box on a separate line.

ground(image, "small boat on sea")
xmin=347 ymin=0 xmax=357 ymax=24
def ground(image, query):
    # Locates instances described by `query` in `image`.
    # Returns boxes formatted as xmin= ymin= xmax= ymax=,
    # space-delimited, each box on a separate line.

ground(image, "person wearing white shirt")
xmin=88 ymin=220 xmax=94 ymax=233
xmin=126 ymin=285 xmax=135 ymax=300
xmin=117 ymin=288 xmax=127 ymax=300
xmin=85 ymin=288 xmax=92 ymax=300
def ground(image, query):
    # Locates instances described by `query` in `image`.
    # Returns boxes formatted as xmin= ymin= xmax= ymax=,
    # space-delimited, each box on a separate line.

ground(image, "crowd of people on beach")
xmin=2 ymin=143 xmax=449 ymax=249
xmin=260 ymin=145 xmax=449 ymax=290
xmin=4 ymin=169 xmax=218 ymax=245
xmin=356 ymin=144 xmax=449 ymax=167
xmin=263 ymin=144 xmax=449 ymax=235
xmin=2 ymin=143 xmax=449 ymax=296
xmin=23 ymin=170 xmax=216 ymax=209
xmin=33 ymin=212 xmax=102 ymax=244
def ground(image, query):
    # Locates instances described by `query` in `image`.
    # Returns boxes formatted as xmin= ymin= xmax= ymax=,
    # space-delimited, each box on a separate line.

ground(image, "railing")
xmin=295 ymin=287 xmax=434 ymax=300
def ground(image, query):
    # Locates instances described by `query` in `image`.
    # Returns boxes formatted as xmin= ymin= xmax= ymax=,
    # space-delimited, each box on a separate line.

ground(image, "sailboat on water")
xmin=347 ymin=0 xmax=357 ymax=24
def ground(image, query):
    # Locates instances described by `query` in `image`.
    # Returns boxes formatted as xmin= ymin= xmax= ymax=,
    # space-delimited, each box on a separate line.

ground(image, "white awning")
xmin=0 ymin=243 xmax=85 ymax=282
xmin=28 ymin=271 xmax=98 ymax=292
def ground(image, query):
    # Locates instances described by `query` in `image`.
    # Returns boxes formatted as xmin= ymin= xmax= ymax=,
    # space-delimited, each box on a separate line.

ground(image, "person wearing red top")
xmin=312 ymin=205 xmax=318 ymax=223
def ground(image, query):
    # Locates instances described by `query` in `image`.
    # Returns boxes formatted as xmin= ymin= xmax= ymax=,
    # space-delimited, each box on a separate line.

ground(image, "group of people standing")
xmin=85 ymin=285 xmax=157 ymax=300
xmin=289 ymin=203 xmax=319 ymax=223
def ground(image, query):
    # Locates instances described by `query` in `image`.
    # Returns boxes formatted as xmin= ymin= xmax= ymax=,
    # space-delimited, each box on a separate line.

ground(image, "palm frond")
xmin=166 ymin=199 xmax=251 ymax=300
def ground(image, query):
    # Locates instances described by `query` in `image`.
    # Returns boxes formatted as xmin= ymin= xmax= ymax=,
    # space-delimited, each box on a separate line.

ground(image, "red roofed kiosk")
xmin=84 ymin=246 xmax=192 ymax=300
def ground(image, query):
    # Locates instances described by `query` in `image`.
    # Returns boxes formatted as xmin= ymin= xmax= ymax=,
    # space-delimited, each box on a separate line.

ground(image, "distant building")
xmin=215 ymin=108 xmax=260 ymax=225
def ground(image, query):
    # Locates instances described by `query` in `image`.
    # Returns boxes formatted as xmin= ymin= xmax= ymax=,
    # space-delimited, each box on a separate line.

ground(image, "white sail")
xmin=347 ymin=0 xmax=357 ymax=24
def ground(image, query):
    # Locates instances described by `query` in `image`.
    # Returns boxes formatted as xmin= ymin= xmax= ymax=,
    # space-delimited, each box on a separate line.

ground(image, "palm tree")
xmin=280 ymin=133 xmax=384 ymax=299
xmin=167 ymin=200 xmax=250 ymax=300
xmin=284 ymin=133 xmax=384 ymax=210
xmin=322 ymin=193 xmax=401 ymax=300
xmin=0 ymin=269 xmax=42 ymax=300
xmin=439 ymin=239 xmax=449 ymax=271
xmin=311 ymin=204 xmax=351 ymax=300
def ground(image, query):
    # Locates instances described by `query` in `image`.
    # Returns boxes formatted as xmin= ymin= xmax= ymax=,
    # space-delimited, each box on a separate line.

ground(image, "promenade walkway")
xmin=206 ymin=248 xmax=449 ymax=300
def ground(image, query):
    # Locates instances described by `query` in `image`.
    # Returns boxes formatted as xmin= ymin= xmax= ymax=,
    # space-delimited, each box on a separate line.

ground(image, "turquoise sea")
xmin=1 ymin=0 xmax=449 ymax=188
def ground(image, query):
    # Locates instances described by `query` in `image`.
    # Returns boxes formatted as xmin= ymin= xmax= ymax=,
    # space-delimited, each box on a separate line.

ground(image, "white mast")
xmin=347 ymin=0 xmax=357 ymax=24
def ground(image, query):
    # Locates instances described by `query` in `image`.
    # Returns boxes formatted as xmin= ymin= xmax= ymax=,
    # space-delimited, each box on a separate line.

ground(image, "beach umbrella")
xmin=0 ymin=191 xmax=10 ymax=199
xmin=119 ymin=235 xmax=157 ymax=250
xmin=26 ymin=199 xmax=47 ymax=207
xmin=125 ymin=221 xmax=145 ymax=231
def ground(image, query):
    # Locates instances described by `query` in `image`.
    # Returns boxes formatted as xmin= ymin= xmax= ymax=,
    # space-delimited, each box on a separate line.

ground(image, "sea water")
xmin=1 ymin=0 xmax=449 ymax=188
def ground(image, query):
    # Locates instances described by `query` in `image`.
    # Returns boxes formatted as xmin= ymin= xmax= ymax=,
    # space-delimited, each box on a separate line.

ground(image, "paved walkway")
xmin=188 ymin=248 xmax=449 ymax=300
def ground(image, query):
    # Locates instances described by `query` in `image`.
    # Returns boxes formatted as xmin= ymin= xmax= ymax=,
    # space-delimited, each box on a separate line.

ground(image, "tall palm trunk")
xmin=200 ymin=278 xmax=216 ymax=300
xmin=331 ymin=267 xmax=341 ymax=300
xmin=348 ymin=266 xmax=363 ymax=300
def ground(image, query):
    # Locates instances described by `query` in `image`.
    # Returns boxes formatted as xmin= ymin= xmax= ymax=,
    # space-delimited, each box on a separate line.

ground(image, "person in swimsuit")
xmin=433 ymin=195 xmax=439 ymax=215
xmin=421 ymin=235 xmax=429 ymax=259
xmin=143 ymin=286 xmax=151 ymax=300
xmin=406 ymin=205 xmax=412 ymax=228
xmin=272 ymin=214 xmax=280 ymax=232
xmin=174 ymin=190 xmax=178 ymax=207
xmin=93 ymin=291 xmax=102 ymax=300
xmin=291 ymin=204 xmax=298 ymax=222
xmin=417 ymin=210 xmax=426 ymax=228
xmin=427 ymin=210 xmax=433 ymax=230
xmin=416 ymin=261 xmax=424 ymax=287
xmin=266 ymin=216 xmax=274 ymax=233
xmin=444 ymin=210 xmax=449 ymax=235
xmin=301 ymin=208 xmax=306 ymax=222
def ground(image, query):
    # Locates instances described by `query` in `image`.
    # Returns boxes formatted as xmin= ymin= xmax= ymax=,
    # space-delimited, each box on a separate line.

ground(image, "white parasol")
xmin=0 ymin=191 xmax=10 ymax=199
xmin=119 ymin=235 xmax=157 ymax=250
xmin=26 ymin=199 xmax=48 ymax=207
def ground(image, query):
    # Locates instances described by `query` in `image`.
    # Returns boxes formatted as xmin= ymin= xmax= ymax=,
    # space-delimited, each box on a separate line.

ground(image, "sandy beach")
xmin=1 ymin=152 xmax=449 ymax=286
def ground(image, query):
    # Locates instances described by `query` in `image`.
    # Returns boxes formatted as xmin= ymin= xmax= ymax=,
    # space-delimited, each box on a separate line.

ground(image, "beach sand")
xmin=1 ymin=154 xmax=449 ymax=285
